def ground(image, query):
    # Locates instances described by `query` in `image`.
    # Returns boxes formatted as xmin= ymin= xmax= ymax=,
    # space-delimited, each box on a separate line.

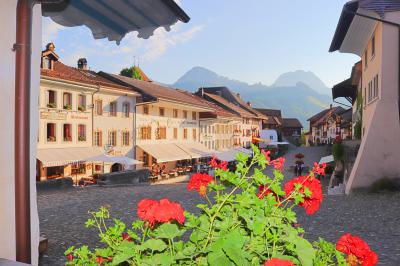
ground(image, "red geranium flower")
xmin=264 ymin=258 xmax=295 ymax=266
xmin=137 ymin=198 xmax=185 ymax=226
xmin=209 ymin=156 xmax=228 ymax=171
xmin=271 ymin=157 xmax=285 ymax=171
xmin=66 ymin=253 xmax=73 ymax=261
xmin=257 ymin=185 xmax=279 ymax=202
xmin=261 ymin=149 xmax=271 ymax=162
xmin=188 ymin=173 xmax=214 ymax=197
xmin=121 ymin=232 xmax=132 ymax=242
xmin=312 ymin=162 xmax=327 ymax=176
xmin=284 ymin=175 xmax=323 ymax=215
xmin=336 ymin=233 xmax=378 ymax=266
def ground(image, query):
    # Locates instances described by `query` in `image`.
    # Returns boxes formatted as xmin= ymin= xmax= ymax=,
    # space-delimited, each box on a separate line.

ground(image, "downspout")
xmin=91 ymin=84 xmax=100 ymax=146
xmin=14 ymin=0 xmax=34 ymax=263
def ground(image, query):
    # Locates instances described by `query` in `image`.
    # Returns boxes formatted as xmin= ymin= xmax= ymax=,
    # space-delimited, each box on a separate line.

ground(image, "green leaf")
xmin=207 ymin=250 xmax=232 ymax=266
xmin=286 ymin=235 xmax=315 ymax=266
xmin=111 ymin=252 xmax=135 ymax=265
xmin=85 ymin=219 xmax=95 ymax=228
xmin=142 ymin=239 xmax=167 ymax=252
xmin=154 ymin=223 xmax=183 ymax=239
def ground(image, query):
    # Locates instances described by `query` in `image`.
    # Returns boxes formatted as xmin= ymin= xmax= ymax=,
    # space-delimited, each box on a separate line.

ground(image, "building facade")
xmin=37 ymin=44 xmax=138 ymax=181
xmin=330 ymin=0 xmax=400 ymax=192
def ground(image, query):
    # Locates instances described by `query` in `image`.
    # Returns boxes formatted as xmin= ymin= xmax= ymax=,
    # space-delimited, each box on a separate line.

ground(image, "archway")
xmin=111 ymin=163 xmax=123 ymax=173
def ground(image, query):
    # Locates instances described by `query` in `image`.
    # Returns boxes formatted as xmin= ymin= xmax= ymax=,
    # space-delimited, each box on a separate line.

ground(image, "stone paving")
xmin=38 ymin=146 xmax=400 ymax=265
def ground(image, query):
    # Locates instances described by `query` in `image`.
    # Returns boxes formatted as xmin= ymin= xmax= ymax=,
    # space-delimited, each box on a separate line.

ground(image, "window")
xmin=108 ymin=130 xmax=117 ymax=146
xmin=143 ymin=105 xmax=149 ymax=115
xmin=47 ymin=123 xmax=56 ymax=142
xmin=183 ymin=110 xmax=188 ymax=119
xmin=78 ymin=124 xmax=86 ymax=141
xmin=46 ymin=90 xmax=57 ymax=108
xmin=373 ymin=74 xmax=379 ymax=99
xmin=173 ymin=109 xmax=178 ymax=118
xmin=122 ymin=131 xmax=130 ymax=146
xmin=63 ymin=93 xmax=72 ymax=110
xmin=94 ymin=164 xmax=103 ymax=173
xmin=183 ymin=128 xmax=188 ymax=139
xmin=192 ymin=111 xmax=197 ymax=120
xmin=156 ymin=127 xmax=167 ymax=140
xmin=78 ymin=94 xmax=86 ymax=111
xmin=95 ymin=100 xmax=103 ymax=115
xmin=364 ymin=87 xmax=367 ymax=106
xmin=42 ymin=57 xmax=51 ymax=70
xmin=159 ymin=107 xmax=165 ymax=116
xmin=173 ymin=128 xmax=178 ymax=139
xmin=109 ymin=101 xmax=117 ymax=116
xmin=371 ymin=35 xmax=375 ymax=58
xmin=192 ymin=128 xmax=197 ymax=140
xmin=123 ymin=102 xmax=130 ymax=118
xmin=71 ymin=163 xmax=86 ymax=175
xmin=368 ymin=81 xmax=373 ymax=102
xmin=94 ymin=131 xmax=102 ymax=147
xmin=63 ymin=124 xmax=72 ymax=142
xmin=140 ymin=126 xmax=152 ymax=140
xmin=364 ymin=50 xmax=368 ymax=68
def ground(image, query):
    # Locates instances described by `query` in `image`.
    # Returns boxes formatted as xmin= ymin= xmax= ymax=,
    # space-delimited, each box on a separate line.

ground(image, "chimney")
xmin=77 ymin=58 xmax=88 ymax=70
xmin=236 ymin=93 xmax=240 ymax=98
xmin=330 ymin=104 xmax=333 ymax=109
xmin=247 ymin=101 xmax=252 ymax=107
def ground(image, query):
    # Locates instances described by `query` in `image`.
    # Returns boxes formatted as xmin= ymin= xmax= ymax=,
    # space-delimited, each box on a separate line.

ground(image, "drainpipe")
xmin=91 ymin=85 xmax=100 ymax=146
xmin=14 ymin=0 xmax=34 ymax=263
xmin=344 ymin=7 xmax=400 ymax=124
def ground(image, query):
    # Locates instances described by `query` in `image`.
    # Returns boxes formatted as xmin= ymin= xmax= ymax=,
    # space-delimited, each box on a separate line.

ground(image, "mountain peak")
xmin=273 ymin=70 xmax=329 ymax=95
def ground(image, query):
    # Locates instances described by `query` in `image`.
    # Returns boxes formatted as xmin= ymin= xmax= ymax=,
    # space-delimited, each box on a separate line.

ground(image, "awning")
xmin=42 ymin=0 xmax=190 ymax=44
xmin=37 ymin=147 xmax=103 ymax=167
xmin=319 ymin=155 xmax=334 ymax=164
xmin=215 ymin=147 xmax=253 ymax=162
xmin=84 ymin=154 xmax=143 ymax=165
xmin=176 ymin=142 xmax=215 ymax=159
xmin=332 ymin=78 xmax=357 ymax=104
xmin=138 ymin=143 xmax=191 ymax=163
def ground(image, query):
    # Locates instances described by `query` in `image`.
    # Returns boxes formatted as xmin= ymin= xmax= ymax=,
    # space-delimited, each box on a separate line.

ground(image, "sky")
xmin=42 ymin=0 xmax=360 ymax=88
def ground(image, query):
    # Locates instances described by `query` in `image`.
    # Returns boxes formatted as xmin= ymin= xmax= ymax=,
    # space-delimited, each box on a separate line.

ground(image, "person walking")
xmin=298 ymin=162 xmax=304 ymax=176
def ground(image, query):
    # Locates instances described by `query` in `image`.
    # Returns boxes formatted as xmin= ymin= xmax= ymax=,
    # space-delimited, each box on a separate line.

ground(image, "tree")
xmin=120 ymin=66 xmax=143 ymax=80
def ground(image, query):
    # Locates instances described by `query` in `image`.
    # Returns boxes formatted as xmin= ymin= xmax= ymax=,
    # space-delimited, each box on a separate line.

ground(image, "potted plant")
xmin=78 ymin=136 xmax=86 ymax=142
xmin=64 ymin=145 xmax=379 ymax=266
xmin=63 ymin=104 xmax=72 ymax=110
xmin=64 ymin=136 xmax=72 ymax=142
xmin=78 ymin=105 xmax=86 ymax=112
xmin=47 ymin=136 xmax=56 ymax=142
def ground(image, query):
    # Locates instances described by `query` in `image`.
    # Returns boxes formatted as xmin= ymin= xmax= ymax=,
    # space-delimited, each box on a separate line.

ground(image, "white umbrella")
xmin=85 ymin=154 xmax=143 ymax=165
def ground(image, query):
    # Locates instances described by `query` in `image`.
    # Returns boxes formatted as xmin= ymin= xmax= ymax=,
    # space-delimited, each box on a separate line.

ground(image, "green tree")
xmin=120 ymin=66 xmax=143 ymax=80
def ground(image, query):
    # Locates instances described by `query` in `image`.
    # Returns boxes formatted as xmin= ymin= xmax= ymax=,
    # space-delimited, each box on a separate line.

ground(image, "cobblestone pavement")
xmin=38 ymin=146 xmax=400 ymax=265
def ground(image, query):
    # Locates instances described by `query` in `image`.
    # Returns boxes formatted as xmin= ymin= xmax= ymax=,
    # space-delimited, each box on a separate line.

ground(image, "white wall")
xmin=0 ymin=1 xmax=40 ymax=264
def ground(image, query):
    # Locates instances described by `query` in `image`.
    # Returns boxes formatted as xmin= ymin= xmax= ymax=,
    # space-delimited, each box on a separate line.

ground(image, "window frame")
xmin=78 ymin=94 xmax=87 ymax=112
xmin=94 ymin=130 xmax=102 ymax=147
xmin=159 ymin=107 xmax=165 ymax=117
xmin=46 ymin=123 xmax=57 ymax=142
xmin=78 ymin=124 xmax=87 ymax=142
xmin=109 ymin=101 xmax=117 ymax=117
xmin=122 ymin=102 xmax=130 ymax=118
xmin=95 ymin=100 xmax=103 ymax=116
xmin=63 ymin=123 xmax=72 ymax=142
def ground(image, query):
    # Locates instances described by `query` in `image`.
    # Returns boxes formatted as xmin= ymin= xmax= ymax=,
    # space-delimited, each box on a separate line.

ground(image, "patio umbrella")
xmin=84 ymin=154 xmax=143 ymax=166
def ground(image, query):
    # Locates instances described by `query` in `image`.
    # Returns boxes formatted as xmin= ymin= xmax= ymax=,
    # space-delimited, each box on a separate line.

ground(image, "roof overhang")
xmin=332 ymin=78 xmax=357 ymax=104
xmin=42 ymin=0 xmax=190 ymax=44
xmin=329 ymin=1 xmax=378 ymax=56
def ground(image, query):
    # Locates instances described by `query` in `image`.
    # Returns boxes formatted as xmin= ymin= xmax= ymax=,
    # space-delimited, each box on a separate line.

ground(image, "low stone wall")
xmin=36 ymin=177 xmax=73 ymax=191
xmin=97 ymin=169 xmax=150 ymax=186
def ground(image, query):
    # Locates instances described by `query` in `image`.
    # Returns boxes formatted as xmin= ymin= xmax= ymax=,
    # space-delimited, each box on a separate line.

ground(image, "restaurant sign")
xmin=40 ymin=111 xmax=67 ymax=120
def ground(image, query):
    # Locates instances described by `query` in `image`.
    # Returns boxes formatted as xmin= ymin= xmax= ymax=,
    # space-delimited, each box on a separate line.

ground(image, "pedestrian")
xmin=294 ymin=164 xmax=299 ymax=176
xmin=298 ymin=162 xmax=304 ymax=176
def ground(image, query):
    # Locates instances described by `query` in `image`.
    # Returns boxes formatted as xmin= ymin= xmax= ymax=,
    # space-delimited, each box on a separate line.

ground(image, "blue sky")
xmin=42 ymin=0 xmax=359 ymax=88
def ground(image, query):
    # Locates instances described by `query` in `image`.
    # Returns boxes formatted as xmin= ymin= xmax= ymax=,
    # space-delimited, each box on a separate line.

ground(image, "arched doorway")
xmin=111 ymin=163 xmax=123 ymax=172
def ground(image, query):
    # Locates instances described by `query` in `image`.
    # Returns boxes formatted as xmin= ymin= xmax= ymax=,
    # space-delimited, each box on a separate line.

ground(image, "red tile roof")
xmin=100 ymin=72 xmax=214 ymax=110
xmin=283 ymin=118 xmax=303 ymax=128
xmin=41 ymin=61 xmax=136 ymax=94
xmin=203 ymin=93 xmax=256 ymax=118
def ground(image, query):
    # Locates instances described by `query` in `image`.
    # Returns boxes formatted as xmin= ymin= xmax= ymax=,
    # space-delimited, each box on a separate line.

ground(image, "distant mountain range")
xmin=172 ymin=66 xmax=332 ymax=129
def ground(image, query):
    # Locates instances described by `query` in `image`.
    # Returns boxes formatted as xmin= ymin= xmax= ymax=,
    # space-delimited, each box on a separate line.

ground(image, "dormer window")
xmin=42 ymin=57 xmax=52 ymax=70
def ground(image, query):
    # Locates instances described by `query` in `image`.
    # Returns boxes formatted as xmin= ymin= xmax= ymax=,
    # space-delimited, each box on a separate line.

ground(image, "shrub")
xmin=332 ymin=143 xmax=344 ymax=162
xmin=65 ymin=145 xmax=377 ymax=266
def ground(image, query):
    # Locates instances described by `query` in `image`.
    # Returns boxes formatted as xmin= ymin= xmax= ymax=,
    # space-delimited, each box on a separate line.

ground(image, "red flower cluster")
xmin=209 ymin=156 xmax=228 ymax=171
xmin=257 ymin=185 xmax=279 ymax=202
xmin=121 ymin=232 xmax=132 ymax=242
xmin=284 ymin=176 xmax=323 ymax=215
xmin=137 ymin=198 xmax=185 ymax=226
xmin=95 ymin=256 xmax=112 ymax=265
xmin=187 ymin=173 xmax=214 ymax=197
xmin=66 ymin=253 xmax=73 ymax=261
xmin=264 ymin=258 xmax=295 ymax=266
xmin=336 ymin=233 xmax=378 ymax=266
xmin=262 ymin=149 xmax=271 ymax=162
xmin=271 ymin=157 xmax=285 ymax=171
xmin=312 ymin=162 xmax=327 ymax=176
